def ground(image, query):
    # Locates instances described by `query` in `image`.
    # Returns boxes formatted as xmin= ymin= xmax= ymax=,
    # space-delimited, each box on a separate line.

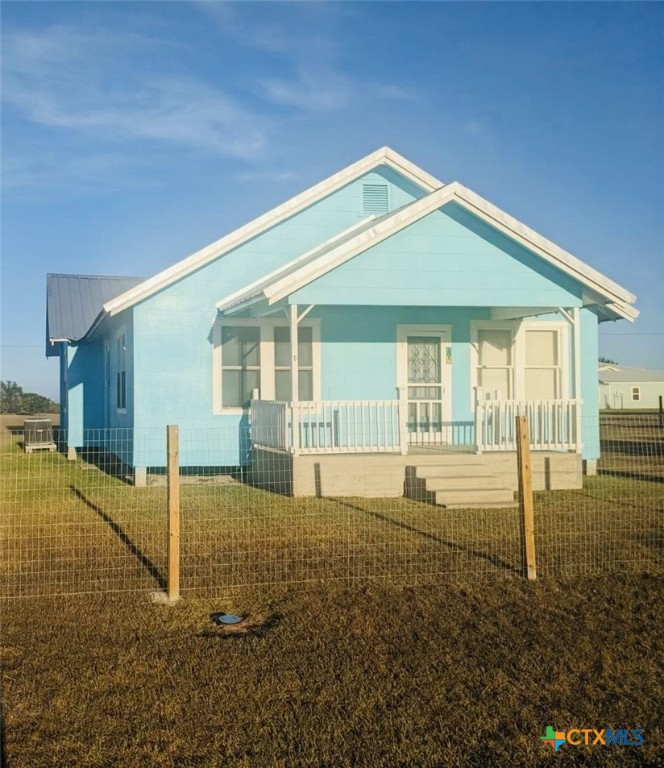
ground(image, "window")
xmin=274 ymin=326 xmax=314 ymax=401
xmin=221 ymin=326 xmax=260 ymax=408
xmin=631 ymin=386 xmax=641 ymax=402
xmin=524 ymin=329 xmax=560 ymax=399
xmin=477 ymin=329 xmax=513 ymax=399
xmin=215 ymin=321 xmax=319 ymax=411
xmin=116 ymin=334 xmax=127 ymax=410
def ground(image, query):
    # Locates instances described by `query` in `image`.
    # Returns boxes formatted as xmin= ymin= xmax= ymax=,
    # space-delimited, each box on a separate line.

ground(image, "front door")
xmin=397 ymin=326 xmax=451 ymax=445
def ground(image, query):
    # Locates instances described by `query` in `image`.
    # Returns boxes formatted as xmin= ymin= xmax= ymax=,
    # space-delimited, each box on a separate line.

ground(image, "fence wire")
xmin=1 ymin=412 xmax=662 ymax=599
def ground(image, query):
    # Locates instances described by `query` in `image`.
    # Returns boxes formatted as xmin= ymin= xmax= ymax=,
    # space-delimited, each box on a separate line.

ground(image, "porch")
xmin=249 ymin=396 xmax=583 ymax=503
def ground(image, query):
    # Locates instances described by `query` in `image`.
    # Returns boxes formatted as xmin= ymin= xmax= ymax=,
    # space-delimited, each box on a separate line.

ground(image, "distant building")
xmin=599 ymin=365 xmax=664 ymax=409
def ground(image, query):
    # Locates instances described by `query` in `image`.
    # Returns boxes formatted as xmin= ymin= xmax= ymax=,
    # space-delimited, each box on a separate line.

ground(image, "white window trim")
xmin=519 ymin=320 xmax=569 ymax=401
xmin=470 ymin=319 xmax=569 ymax=405
xmin=212 ymin=317 xmax=321 ymax=414
xmin=470 ymin=320 xmax=519 ymax=408
xmin=631 ymin=386 xmax=640 ymax=402
xmin=396 ymin=324 xmax=452 ymax=428
xmin=116 ymin=331 xmax=128 ymax=414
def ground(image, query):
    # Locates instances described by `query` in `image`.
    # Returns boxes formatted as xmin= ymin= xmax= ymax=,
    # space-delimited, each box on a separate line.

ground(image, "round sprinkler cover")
xmin=212 ymin=613 xmax=243 ymax=626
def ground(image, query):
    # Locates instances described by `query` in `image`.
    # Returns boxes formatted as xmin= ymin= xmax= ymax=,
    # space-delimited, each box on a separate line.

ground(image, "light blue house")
xmin=46 ymin=148 xmax=638 ymax=501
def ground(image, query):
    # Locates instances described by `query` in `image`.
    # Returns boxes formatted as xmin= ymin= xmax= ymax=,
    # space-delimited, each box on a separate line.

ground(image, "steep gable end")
xmin=103 ymin=147 xmax=442 ymax=317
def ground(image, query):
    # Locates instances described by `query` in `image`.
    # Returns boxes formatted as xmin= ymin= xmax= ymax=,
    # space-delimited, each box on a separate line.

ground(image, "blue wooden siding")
xmin=130 ymin=167 xmax=425 ymax=468
xmin=292 ymin=202 xmax=582 ymax=307
xmin=88 ymin=168 xmax=602 ymax=469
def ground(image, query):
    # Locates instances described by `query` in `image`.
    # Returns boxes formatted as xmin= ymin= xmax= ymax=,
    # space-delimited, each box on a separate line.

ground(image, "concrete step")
xmin=416 ymin=464 xmax=494 ymax=480
xmin=425 ymin=475 xmax=506 ymax=491
xmin=434 ymin=487 xmax=515 ymax=507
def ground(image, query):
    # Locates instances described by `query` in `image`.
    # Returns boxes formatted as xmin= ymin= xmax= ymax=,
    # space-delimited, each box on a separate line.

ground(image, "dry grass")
xmin=1 ymin=413 xmax=663 ymax=765
xmin=2 ymin=575 xmax=663 ymax=767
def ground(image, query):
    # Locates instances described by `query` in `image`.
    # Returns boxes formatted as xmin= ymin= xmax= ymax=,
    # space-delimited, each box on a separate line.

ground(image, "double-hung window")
xmin=524 ymin=329 xmax=561 ymax=399
xmin=631 ymin=386 xmax=640 ymax=402
xmin=221 ymin=327 xmax=261 ymax=409
xmin=116 ymin=334 xmax=127 ymax=411
xmin=217 ymin=322 xmax=317 ymax=410
xmin=477 ymin=329 xmax=513 ymax=400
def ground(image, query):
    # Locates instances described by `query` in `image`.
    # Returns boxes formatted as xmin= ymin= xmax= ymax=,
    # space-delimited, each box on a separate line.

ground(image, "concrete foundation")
xmin=251 ymin=447 xmax=583 ymax=498
xmin=134 ymin=467 xmax=148 ymax=487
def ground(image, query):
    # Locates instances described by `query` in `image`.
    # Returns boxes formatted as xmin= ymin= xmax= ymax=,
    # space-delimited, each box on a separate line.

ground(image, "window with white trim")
xmin=116 ymin=334 xmax=127 ymax=410
xmin=524 ymin=329 xmax=561 ymax=399
xmin=221 ymin=326 xmax=261 ymax=408
xmin=216 ymin=321 xmax=319 ymax=410
xmin=477 ymin=329 xmax=513 ymax=400
xmin=631 ymin=386 xmax=640 ymax=402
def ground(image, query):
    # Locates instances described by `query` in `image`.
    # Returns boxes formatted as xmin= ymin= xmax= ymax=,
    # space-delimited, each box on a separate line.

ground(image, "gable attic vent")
xmin=362 ymin=183 xmax=389 ymax=215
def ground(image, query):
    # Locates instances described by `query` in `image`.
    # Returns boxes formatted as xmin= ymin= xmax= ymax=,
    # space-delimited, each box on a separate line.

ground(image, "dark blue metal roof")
xmin=46 ymin=273 xmax=146 ymax=356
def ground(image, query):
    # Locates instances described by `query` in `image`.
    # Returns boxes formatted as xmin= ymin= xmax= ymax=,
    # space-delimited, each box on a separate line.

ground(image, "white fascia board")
xmin=216 ymin=216 xmax=377 ymax=312
xmin=453 ymin=185 xmax=637 ymax=306
xmin=259 ymin=182 xmax=637 ymax=324
xmin=103 ymin=147 xmax=443 ymax=317
xmin=264 ymin=185 xmax=460 ymax=304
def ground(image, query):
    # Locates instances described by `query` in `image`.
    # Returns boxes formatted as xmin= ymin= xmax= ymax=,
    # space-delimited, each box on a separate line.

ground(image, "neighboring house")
xmin=46 ymin=147 xmax=638 ymax=502
xmin=599 ymin=365 xmax=664 ymax=410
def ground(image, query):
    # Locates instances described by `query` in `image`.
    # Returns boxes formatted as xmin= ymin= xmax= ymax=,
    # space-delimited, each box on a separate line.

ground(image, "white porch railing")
xmin=250 ymin=398 xmax=408 ymax=455
xmin=474 ymin=398 xmax=582 ymax=453
xmin=251 ymin=397 xmax=583 ymax=455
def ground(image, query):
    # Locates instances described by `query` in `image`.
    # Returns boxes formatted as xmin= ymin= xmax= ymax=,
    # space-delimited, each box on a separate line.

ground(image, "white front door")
xmin=397 ymin=325 xmax=451 ymax=445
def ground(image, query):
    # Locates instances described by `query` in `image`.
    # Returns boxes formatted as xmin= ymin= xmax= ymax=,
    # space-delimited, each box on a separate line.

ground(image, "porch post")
xmin=571 ymin=307 xmax=583 ymax=452
xmin=289 ymin=303 xmax=300 ymax=455
xmin=289 ymin=303 xmax=299 ymax=403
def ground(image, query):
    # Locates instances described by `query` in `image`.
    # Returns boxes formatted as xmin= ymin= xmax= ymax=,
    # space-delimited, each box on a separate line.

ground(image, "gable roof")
xmin=598 ymin=365 xmax=664 ymax=383
xmin=217 ymin=182 xmax=638 ymax=322
xmin=103 ymin=147 xmax=443 ymax=317
xmin=46 ymin=273 xmax=146 ymax=355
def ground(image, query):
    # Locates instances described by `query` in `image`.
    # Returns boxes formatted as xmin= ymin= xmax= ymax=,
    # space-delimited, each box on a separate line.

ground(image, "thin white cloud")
xmin=260 ymin=68 xmax=354 ymax=112
xmin=2 ymin=24 xmax=268 ymax=160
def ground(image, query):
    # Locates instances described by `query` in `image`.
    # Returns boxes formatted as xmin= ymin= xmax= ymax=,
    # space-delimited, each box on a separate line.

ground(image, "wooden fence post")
xmin=167 ymin=424 xmax=180 ymax=601
xmin=516 ymin=415 xmax=537 ymax=580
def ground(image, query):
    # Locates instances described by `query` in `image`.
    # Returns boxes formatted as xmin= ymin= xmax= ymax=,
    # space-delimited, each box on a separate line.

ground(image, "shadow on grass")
xmin=599 ymin=468 xmax=664 ymax=485
xmin=70 ymin=485 xmax=166 ymax=589
xmin=333 ymin=499 xmax=520 ymax=574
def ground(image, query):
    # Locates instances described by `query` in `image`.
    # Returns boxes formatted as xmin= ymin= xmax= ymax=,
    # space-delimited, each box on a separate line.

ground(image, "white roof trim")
xmin=103 ymin=147 xmax=443 ymax=317
xmin=217 ymin=215 xmax=377 ymax=312
xmin=218 ymin=183 xmax=638 ymax=322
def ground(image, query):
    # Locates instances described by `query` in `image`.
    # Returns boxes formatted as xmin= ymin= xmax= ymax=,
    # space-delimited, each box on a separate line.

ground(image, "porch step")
xmin=406 ymin=457 xmax=516 ymax=508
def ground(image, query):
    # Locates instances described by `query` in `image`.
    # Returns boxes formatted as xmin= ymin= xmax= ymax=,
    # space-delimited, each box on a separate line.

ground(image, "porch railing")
xmin=251 ymin=397 xmax=583 ymax=455
xmin=250 ymin=398 xmax=408 ymax=455
xmin=474 ymin=398 xmax=582 ymax=453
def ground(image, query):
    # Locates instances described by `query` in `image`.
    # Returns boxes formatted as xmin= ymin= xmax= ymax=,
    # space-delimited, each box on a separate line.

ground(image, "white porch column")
xmin=289 ymin=303 xmax=299 ymax=403
xmin=571 ymin=307 xmax=583 ymax=451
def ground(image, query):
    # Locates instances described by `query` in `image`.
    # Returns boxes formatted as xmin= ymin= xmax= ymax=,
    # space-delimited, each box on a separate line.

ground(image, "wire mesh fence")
xmin=1 ymin=411 xmax=662 ymax=599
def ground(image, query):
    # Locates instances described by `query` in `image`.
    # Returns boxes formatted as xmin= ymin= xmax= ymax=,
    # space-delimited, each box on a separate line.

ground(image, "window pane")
xmin=526 ymin=330 xmax=558 ymax=366
xmin=478 ymin=330 xmax=511 ymax=366
xmin=408 ymin=386 xmax=442 ymax=400
xmin=275 ymin=370 xmax=290 ymax=401
xmin=223 ymin=370 xmax=260 ymax=408
xmin=478 ymin=368 xmax=511 ymax=399
xmin=274 ymin=327 xmax=290 ymax=367
xmin=298 ymin=327 xmax=313 ymax=367
xmin=525 ymin=369 xmax=558 ymax=399
xmin=222 ymin=370 xmax=242 ymax=407
xmin=407 ymin=337 xmax=440 ymax=383
xmin=299 ymin=369 xmax=313 ymax=401
xmin=222 ymin=326 xmax=260 ymax=367
xmin=274 ymin=326 xmax=313 ymax=367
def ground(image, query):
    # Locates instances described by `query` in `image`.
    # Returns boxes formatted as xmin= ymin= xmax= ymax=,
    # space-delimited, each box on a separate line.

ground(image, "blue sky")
xmin=2 ymin=1 xmax=662 ymax=400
